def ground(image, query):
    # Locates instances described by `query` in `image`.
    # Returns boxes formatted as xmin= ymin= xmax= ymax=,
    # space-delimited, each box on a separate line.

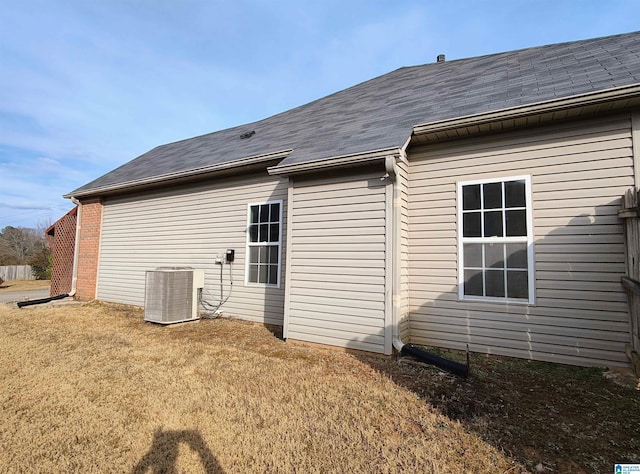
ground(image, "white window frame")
xmin=457 ymin=175 xmax=535 ymax=304
xmin=245 ymin=200 xmax=283 ymax=288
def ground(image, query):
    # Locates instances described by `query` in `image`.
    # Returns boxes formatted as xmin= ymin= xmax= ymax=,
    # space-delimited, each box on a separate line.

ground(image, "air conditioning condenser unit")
xmin=144 ymin=267 xmax=205 ymax=324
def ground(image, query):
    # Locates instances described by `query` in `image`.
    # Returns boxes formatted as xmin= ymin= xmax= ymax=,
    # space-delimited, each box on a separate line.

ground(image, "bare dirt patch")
xmin=1 ymin=302 xmax=638 ymax=473
xmin=357 ymin=347 xmax=640 ymax=473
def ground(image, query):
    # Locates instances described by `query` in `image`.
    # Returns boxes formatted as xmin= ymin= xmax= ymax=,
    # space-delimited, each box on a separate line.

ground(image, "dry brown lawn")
xmin=0 ymin=302 xmax=638 ymax=473
xmin=0 ymin=279 xmax=50 ymax=291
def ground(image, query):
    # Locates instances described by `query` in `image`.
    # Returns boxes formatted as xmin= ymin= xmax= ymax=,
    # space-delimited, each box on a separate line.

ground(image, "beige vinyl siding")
xmin=97 ymin=172 xmax=288 ymax=325
xmin=408 ymin=114 xmax=634 ymax=367
xmin=286 ymin=168 xmax=388 ymax=353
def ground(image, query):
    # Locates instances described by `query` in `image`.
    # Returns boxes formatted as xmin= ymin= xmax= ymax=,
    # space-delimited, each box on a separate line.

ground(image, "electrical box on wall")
xmin=225 ymin=249 xmax=235 ymax=263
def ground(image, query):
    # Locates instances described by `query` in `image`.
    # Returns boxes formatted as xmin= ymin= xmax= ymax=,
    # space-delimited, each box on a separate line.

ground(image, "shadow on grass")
xmin=264 ymin=323 xmax=283 ymax=339
xmin=132 ymin=428 xmax=224 ymax=474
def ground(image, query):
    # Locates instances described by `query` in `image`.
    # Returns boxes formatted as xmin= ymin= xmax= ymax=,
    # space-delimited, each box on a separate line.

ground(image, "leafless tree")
xmin=0 ymin=226 xmax=43 ymax=265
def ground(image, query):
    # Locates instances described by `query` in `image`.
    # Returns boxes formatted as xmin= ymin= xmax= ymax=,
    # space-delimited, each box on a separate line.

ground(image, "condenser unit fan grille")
xmin=144 ymin=268 xmax=196 ymax=324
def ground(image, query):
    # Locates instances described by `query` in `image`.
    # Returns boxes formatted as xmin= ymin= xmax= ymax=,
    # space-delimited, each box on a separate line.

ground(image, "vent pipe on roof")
xmin=436 ymin=54 xmax=446 ymax=63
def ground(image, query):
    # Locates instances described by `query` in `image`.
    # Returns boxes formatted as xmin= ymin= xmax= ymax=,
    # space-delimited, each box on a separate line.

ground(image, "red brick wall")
xmin=76 ymin=199 xmax=102 ymax=301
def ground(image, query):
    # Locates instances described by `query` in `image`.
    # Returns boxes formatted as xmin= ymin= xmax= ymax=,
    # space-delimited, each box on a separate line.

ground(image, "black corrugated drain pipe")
xmin=400 ymin=344 xmax=469 ymax=377
xmin=17 ymin=293 xmax=70 ymax=308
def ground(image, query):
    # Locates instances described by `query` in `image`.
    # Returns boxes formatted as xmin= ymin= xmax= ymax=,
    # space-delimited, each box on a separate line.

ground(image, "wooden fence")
xmin=620 ymin=188 xmax=640 ymax=375
xmin=0 ymin=265 xmax=34 ymax=282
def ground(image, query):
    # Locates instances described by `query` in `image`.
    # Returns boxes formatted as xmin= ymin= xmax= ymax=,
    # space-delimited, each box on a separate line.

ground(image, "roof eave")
xmin=65 ymin=149 xmax=293 ymax=199
xmin=412 ymin=84 xmax=640 ymax=142
xmin=267 ymin=147 xmax=401 ymax=176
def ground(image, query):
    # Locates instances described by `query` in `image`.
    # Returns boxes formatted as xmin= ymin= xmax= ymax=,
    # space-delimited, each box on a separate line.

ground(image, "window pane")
xmin=268 ymin=265 xmax=278 ymax=285
xmin=258 ymin=265 xmax=268 ymax=284
xmin=506 ymin=210 xmax=527 ymax=236
xmin=269 ymin=245 xmax=279 ymax=264
xmin=249 ymin=246 xmax=259 ymax=264
xmin=463 ymin=243 xmax=482 ymax=267
xmin=507 ymin=270 xmax=528 ymax=299
xmin=464 ymin=269 xmax=484 ymax=296
xmin=249 ymin=224 xmax=258 ymax=242
xmin=270 ymin=203 xmax=280 ymax=222
xmin=260 ymin=204 xmax=269 ymax=223
xmin=506 ymin=243 xmax=528 ymax=269
xmin=259 ymin=224 xmax=269 ymax=242
xmin=485 ymin=269 xmax=505 ymax=297
xmin=250 ymin=206 xmax=259 ymax=224
xmin=248 ymin=265 xmax=258 ymax=283
xmin=505 ymin=180 xmax=526 ymax=208
xmin=269 ymin=223 xmax=279 ymax=242
xmin=463 ymin=184 xmax=481 ymax=210
xmin=483 ymin=182 xmax=502 ymax=209
xmin=485 ymin=243 xmax=504 ymax=269
xmin=463 ymin=212 xmax=481 ymax=237
xmin=259 ymin=247 xmax=269 ymax=264
xmin=484 ymin=211 xmax=503 ymax=237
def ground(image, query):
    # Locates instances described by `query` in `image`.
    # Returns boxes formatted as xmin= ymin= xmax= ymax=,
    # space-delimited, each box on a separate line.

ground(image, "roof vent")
xmin=240 ymin=130 xmax=255 ymax=139
xmin=437 ymin=54 xmax=446 ymax=63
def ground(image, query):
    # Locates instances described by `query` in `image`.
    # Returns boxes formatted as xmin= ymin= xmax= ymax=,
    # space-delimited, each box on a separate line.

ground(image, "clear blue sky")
xmin=1 ymin=0 xmax=638 ymax=230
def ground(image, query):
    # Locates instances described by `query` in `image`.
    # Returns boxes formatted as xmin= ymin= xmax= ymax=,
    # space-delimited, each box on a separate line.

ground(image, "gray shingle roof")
xmin=70 ymin=31 xmax=640 ymax=196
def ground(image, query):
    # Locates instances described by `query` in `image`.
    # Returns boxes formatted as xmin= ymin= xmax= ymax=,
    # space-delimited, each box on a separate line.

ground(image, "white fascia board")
xmin=65 ymin=149 xmax=293 ymax=199
xmin=413 ymin=84 xmax=640 ymax=136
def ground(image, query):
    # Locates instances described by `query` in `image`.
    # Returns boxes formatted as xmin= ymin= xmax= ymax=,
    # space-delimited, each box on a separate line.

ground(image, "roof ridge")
xmin=151 ymin=31 xmax=640 ymax=151
xmin=400 ymin=30 xmax=640 ymax=70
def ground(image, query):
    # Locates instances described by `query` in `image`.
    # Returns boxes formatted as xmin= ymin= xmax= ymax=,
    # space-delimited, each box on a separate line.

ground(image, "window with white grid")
xmin=246 ymin=201 xmax=282 ymax=287
xmin=457 ymin=176 xmax=534 ymax=303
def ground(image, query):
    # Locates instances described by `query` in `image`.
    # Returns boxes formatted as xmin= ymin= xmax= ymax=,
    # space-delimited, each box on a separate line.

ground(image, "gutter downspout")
xmin=384 ymin=156 xmax=405 ymax=353
xmin=632 ymin=111 xmax=640 ymax=189
xmin=385 ymin=156 xmax=469 ymax=376
xmin=69 ymin=196 xmax=82 ymax=298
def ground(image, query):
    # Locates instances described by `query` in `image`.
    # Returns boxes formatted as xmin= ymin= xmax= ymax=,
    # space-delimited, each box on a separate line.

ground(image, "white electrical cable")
xmin=200 ymin=260 xmax=233 ymax=317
